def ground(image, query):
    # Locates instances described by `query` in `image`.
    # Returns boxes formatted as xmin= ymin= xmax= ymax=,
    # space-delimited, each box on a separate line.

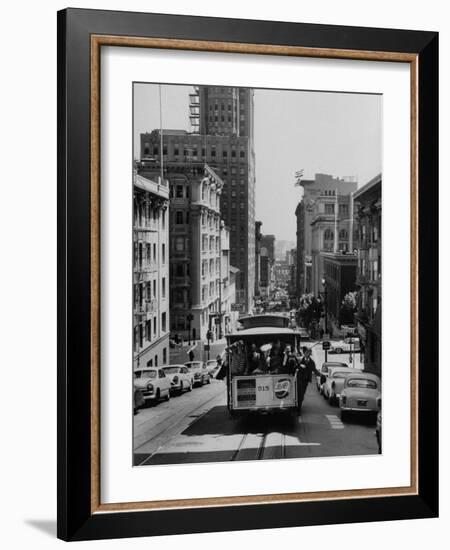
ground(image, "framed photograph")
xmin=57 ymin=8 xmax=438 ymax=541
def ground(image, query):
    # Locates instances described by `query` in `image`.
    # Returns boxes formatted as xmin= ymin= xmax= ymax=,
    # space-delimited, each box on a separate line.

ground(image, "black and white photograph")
xmin=132 ymin=83 xmax=382 ymax=466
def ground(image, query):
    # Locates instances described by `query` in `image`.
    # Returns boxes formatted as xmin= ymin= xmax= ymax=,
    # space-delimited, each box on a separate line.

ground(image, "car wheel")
xmin=335 ymin=347 xmax=343 ymax=354
xmin=207 ymin=376 xmax=211 ymax=384
xmin=165 ymin=389 xmax=170 ymax=401
xmin=156 ymin=389 xmax=160 ymax=402
xmin=341 ymin=410 xmax=347 ymax=422
xmin=179 ymin=381 xmax=183 ymax=394
xmin=329 ymin=394 xmax=335 ymax=406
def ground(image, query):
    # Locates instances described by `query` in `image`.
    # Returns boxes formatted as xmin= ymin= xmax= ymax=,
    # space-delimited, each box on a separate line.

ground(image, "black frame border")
xmin=57 ymin=8 xmax=438 ymax=541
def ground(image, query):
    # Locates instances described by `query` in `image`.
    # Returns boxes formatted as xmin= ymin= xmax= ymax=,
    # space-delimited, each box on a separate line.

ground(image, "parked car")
xmin=339 ymin=372 xmax=381 ymax=422
xmin=162 ymin=365 xmax=193 ymax=394
xmin=331 ymin=337 xmax=361 ymax=354
xmin=323 ymin=367 xmax=362 ymax=405
xmin=133 ymin=367 xmax=171 ymax=404
xmin=185 ymin=361 xmax=210 ymax=387
xmin=205 ymin=359 xmax=222 ymax=378
xmin=316 ymin=361 xmax=349 ymax=394
xmin=133 ymin=386 xmax=144 ymax=414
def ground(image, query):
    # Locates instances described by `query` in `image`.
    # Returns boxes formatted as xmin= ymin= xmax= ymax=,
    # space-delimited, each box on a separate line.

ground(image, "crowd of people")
xmin=222 ymin=340 xmax=318 ymax=406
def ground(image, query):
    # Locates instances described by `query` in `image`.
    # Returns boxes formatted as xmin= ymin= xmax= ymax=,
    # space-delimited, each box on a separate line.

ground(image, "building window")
xmin=339 ymin=229 xmax=348 ymax=240
xmin=240 ymin=150 xmax=245 ymax=158
xmin=162 ymin=209 xmax=166 ymax=229
xmin=153 ymin=317 xmax=157 ymax=335
xmin=176 ymin=211 xmax=183 ymax=225
xmin=175 ymin=237 xmax=184 ymax=252
xmin=162 ymin=244 xmax=166 ymax=263
xmin=161 ymin=312 xmax=167 ymax=332
xmin=325 ymin=204 xmax=335 ymax=215
xmin=163 ymin=347 xmax=167 ymax=365
xmin=154 ymin=355 xmax=158 ymax=367
xmin=222 ymin=150 xmax=228 ymax=158
xmin=146 ymin=320 xmax=151 ymax=341
xmin=162 ymin=277 xmax=166 ymax=298
xmin=176 ymin=185 xmax=183 ymax=198
xmin=323 ymin=229 xmax=334 ymax=250
xmin=153 ymin=279 xmax=156 ymax=298
xmin=176 ymin=263 xmax=184 ymax=277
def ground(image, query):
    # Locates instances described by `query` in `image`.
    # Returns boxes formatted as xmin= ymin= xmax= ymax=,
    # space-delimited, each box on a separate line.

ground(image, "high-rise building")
xmin=260 ymin=234 xmax=275 ymax=262
xmin=140 ymin=85 xmax=256 ymax=313
xmin=254 ymin=221 xmax=263 ymax=296
xmin=295 ymin=174 xmax=358 ymax=296
xmin=133 ymin=172 xmax=170 ymax=370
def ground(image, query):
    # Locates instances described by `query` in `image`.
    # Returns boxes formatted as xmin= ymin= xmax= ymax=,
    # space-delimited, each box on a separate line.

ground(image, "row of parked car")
xmin=133 ymin=359 xmax=221 ymax=413
xmin=316 ymin=361 xmax=382 ymax=452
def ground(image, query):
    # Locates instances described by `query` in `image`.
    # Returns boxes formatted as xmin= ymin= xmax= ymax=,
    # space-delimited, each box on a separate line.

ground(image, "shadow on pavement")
xmin=181 ymin=405 xmax=299 ymax=437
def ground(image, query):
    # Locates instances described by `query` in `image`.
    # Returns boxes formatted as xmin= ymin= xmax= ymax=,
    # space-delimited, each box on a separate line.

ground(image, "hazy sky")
xmin=134 ymin=83 xmax=381 ymax=241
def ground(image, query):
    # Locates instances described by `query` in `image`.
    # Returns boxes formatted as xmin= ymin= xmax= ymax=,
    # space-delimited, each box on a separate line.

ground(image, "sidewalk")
xmin=169 ymin=337 xmax=227 ymax=364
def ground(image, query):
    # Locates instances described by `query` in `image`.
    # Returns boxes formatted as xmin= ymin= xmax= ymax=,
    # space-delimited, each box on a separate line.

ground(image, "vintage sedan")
xmin=323 ymin=367 xmax=362 ymax=405
xmin=339 ymin=372 xmax=381 ymax=421
xmin=133 ymin=367 xmax=171 ymax=404
xmin=316 ymin=361 xmax=349 ymax=393
xmin=162 ymin=365 xmax=193 ymax=395
xmin=185 ymin=361 xmax=210 ymax=387
xmin=331 ymin=336 xmax=361 ymax=354
xmin=205 ymin=359 xmax=222 ymax=379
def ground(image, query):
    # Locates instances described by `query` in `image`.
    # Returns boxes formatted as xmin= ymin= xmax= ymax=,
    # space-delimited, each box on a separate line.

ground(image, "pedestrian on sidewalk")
xmin=188 ymin=349 xmax=195 ymax=362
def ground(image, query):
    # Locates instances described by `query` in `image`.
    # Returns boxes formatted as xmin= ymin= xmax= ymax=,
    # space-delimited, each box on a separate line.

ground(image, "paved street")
xmin=134 ymin=344 xmax=377 ymax=466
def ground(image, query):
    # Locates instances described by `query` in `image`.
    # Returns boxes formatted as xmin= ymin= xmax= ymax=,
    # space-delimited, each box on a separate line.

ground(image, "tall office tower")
xmin=140 ymin=86 xmax=256 ymax=314
xmin=195 ymin=86 xmax=256 ymax=313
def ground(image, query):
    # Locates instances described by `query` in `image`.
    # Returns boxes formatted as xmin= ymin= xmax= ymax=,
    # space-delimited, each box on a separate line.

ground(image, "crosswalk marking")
xmin=325 ymin=414 xmax=345 ymax=430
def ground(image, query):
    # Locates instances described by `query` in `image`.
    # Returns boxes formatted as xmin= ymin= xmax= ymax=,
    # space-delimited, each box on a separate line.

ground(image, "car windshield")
xmin=163 ymin=367 xmax=181 ymax=374
xmin=325 ymin=363 xmax=348 ymax=369
xmin=134 ymin=370 xmax=157 ymax=379
xmin=206 ymin=361 xmax=216 ymax=366
xmin=186 ymin=362 xmax=201 ymax=370
xmin=347 ymin=378 xmax=377 ymax=389
xmin=332 ymin=371 xmax=349 ymax=378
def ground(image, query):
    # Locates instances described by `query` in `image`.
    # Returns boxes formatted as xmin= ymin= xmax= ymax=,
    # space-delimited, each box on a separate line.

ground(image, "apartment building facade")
xmin=133 ymin=173 xmax=170 ymax=370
